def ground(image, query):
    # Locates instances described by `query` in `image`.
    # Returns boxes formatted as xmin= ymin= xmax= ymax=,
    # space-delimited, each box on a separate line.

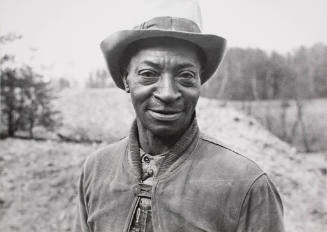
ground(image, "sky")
xmin=1 ymin=0 xmax=326 ymax=82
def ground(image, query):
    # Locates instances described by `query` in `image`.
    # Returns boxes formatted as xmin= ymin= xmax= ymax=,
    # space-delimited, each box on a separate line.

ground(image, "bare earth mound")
xmin=0 ymin=88 xmax=326 ymax=231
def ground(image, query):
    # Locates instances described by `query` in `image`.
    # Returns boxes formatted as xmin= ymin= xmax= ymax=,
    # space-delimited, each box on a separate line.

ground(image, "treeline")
xmin=85 ymin=69 xmax=114 ymax=88
xmin=202 ymin=43 xmax=327 ymax=100
xmin=1 ymin=34 xmax=61 ymax=139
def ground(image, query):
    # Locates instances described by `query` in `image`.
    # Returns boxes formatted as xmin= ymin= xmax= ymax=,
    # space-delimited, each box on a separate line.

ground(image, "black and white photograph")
xmin=0 ymin=0 xmax=326 ymax=231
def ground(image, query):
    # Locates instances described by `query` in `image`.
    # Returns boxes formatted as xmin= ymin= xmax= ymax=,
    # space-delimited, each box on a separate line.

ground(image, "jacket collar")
xmin=128 ymin=117 xmax=199 ymax=180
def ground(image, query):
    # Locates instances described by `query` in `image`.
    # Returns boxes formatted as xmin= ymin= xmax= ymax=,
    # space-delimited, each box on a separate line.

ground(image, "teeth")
xmin=152 ymin=110 xmax=180 ymax=114
xmin=148 ymin=110 xmax=182 ymax=121
xmin=157 ymin=112 xmax=178 ymax=114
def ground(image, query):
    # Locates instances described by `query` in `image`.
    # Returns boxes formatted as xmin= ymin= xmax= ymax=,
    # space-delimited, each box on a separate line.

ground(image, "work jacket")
xmin=74 ymin=122 xmax=284 ymax=232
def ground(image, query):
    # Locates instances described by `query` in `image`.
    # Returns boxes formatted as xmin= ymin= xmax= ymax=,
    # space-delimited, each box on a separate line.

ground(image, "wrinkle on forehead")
xmin=120 ymin=37 xmax=206 ymax=74
xmin=131 ymin=48 xmax=200 ymax=71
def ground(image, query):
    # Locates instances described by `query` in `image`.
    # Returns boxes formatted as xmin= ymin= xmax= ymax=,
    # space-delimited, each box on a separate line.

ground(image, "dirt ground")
xmin=0 ymin=89 xmax=326 ymax=231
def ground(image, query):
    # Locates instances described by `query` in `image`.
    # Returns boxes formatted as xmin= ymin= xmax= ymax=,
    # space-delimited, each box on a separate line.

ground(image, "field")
xmin=225 ymin=99 xmax=327 ymax=152
xmin=0 ymin=88 xmax=327 ymax=231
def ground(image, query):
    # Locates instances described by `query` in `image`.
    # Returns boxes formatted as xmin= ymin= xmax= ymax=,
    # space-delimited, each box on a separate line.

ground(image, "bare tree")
xmin=290 ymin=99 xmax=311 ymax=152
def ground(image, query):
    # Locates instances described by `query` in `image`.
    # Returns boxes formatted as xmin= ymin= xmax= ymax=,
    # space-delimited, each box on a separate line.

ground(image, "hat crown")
xmin=133 ymin=16 xmax=201 ymax=33
xmin=135 ymin=0 xmax=203 ymax=30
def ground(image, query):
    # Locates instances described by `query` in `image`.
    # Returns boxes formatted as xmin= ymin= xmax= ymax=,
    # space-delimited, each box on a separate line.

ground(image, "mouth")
xmin=148 ymin=109 xmax=183 ymax=121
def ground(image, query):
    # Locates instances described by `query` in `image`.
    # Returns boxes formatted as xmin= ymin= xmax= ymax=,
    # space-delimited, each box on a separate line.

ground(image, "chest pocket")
xmin=155 ymin=178 xmax=240 ymax=232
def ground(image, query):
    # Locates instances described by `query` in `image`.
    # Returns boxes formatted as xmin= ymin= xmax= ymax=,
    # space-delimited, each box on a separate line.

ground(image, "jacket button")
xmin=143 ymin=155 xmax=150 ymax=163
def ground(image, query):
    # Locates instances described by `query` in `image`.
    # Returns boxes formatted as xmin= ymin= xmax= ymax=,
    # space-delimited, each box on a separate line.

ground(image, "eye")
xmin=178 ymin=71 xmax=195 ymax=79
xmin=138 ymin=69 xmax=158 ymax=78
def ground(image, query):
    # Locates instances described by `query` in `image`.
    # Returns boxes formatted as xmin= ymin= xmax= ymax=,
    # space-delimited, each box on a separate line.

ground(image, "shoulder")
xmin=82 ymin=137 xmax=129 ymax=175
xmin=237 ymin=173 xmax=284 ymax=230
xmin=197 ymin=132 xmax=264 ymax=179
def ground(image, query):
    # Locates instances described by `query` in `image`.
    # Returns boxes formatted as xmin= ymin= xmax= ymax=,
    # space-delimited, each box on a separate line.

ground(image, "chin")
xmin=148 ymin=124 xmax=182 ymax=137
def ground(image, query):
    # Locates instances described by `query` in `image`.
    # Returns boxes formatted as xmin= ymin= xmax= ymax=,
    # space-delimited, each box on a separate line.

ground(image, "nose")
xmin=154 ymin=75 xmax=181 ymax=103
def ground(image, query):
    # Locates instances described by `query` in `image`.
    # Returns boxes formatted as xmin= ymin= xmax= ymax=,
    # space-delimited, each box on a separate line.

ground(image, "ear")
xmin=122 ymin=74 xmax=130 ymax=93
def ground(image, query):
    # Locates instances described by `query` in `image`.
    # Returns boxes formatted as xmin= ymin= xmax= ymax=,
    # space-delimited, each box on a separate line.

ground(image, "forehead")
xmin=130 ymin=45 xmax=201 ymax=67
xmin=122 ymin=38 xmax=204 ymax=69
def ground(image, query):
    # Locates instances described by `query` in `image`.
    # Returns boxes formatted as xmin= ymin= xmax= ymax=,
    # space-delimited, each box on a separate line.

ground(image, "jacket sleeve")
xmin=236 ymin=174 xmax=285 ymax=232
xmin=74 ymin=167 xmax=91 ymax=232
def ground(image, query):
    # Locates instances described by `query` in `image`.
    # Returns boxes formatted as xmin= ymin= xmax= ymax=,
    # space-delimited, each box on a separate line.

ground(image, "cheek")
xmin=129 ymin=85 xmax=154 ymax=110
xmin=182 ymin=87 xmax=201 ymax=109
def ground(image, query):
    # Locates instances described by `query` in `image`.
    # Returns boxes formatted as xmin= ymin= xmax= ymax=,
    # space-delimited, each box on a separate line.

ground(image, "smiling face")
xmin=123 ymin=39 xmax=202 ymax=137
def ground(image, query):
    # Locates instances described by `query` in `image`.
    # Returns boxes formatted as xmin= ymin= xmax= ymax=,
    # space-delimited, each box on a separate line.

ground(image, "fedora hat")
xmin=100 ymin=1 xmax=226 ymax=90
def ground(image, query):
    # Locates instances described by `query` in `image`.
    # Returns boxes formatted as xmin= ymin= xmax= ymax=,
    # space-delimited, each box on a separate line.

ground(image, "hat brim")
xmin=100 ymin=30 xmax=226 ymax=89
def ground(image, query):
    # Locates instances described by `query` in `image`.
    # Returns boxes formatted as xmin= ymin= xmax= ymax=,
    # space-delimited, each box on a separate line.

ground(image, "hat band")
xmin=133 ymin=16 xmax=201 ymax=33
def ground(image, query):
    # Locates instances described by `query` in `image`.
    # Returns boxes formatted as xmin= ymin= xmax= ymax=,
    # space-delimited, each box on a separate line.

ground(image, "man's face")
xmin=124 ymin=40 xmax=202 ymax=137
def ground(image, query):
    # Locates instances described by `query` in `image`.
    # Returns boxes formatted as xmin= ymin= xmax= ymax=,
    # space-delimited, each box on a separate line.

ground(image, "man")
xmin=75 ymin=9 xmax=285 ymax=232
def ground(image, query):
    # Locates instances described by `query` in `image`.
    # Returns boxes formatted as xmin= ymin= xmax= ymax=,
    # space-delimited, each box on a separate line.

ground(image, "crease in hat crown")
xmin=100 ymin=1 xmax=227 ymax=90
xmin=133 ymin=16 xmax=201 ymax=33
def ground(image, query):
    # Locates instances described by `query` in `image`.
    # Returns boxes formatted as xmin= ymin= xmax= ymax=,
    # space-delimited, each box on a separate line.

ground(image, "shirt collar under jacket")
xmin=128 ymin=116 xmax=199 ymax=181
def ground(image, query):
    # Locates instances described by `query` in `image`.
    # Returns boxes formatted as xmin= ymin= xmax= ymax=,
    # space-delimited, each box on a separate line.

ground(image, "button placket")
xmin=140 ymin=208 xmax=148 ymax=232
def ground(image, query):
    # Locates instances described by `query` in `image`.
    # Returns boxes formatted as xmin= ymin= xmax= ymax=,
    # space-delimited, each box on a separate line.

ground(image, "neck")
xmin=136 ymin=120 xmax=188 ymax=155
